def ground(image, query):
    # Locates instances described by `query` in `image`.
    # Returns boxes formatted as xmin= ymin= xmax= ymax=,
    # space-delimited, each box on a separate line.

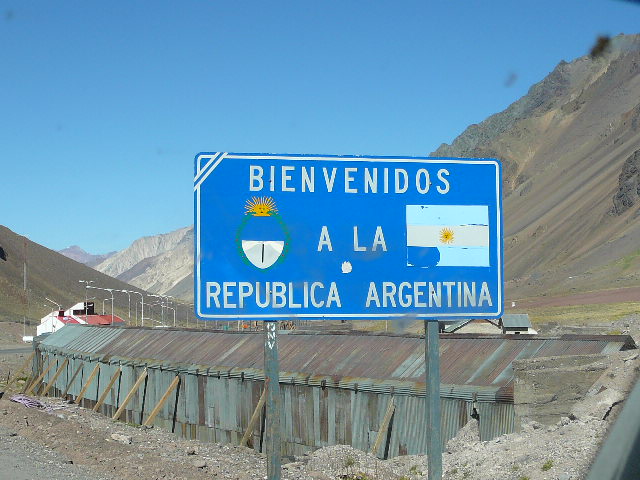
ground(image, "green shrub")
xmin=409 ymin=465 xmax=423 ymax=475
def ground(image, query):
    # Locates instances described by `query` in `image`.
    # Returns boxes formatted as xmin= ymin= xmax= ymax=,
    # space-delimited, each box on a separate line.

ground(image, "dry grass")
xmin=352 ymin=319 xmax=424 ymax=334
xmin=512 ymin=302 xmax=640 ymax=327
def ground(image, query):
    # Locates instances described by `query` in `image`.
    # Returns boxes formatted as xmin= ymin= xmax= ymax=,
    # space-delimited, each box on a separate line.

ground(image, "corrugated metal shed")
xmin=33 ymin=326 xmax=635 ymax=458
xmin=501 ymin=314 xmax=532 ymax=329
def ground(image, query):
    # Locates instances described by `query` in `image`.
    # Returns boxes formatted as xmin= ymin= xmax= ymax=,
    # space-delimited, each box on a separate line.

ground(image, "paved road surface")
xmin=0 ymin=347 xmax=32 ymax=355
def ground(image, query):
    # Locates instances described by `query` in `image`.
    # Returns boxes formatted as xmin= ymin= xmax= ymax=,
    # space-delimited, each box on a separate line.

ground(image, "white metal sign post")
xmin=194 ymin=152 xmax=503 ymax=480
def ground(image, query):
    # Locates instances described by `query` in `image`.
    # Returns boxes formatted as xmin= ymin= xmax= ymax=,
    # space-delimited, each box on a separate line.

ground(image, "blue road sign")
xmin=194 ymin=153 xmax=503 ymax=320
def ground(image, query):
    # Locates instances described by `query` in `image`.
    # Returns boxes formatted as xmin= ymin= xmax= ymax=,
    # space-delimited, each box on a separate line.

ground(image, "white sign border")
xmin=194 ymin=153 xmax=503 ymax=320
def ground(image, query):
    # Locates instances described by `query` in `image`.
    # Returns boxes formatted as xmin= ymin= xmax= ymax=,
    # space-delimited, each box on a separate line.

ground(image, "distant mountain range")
xmin=59 ymin=33 xmax=640 ymax=303
xmin=92 ymin=226 xmax=193 ymax=300
xmin=57 ymin=245 xmax=116 ymax=267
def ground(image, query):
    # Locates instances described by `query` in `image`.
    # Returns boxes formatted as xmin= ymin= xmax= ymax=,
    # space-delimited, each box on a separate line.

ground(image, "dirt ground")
xmin=0 ymin=348 xmax=637 ymax=480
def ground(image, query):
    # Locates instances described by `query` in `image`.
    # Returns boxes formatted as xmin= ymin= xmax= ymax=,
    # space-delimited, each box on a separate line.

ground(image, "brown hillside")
xmin=0 ymin=225 xmax=148 ymax=324
xmin=433 ymin=34 xmax=640 ymax=301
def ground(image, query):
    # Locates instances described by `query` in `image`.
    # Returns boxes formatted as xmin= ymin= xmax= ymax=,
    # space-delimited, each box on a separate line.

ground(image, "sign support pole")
xmin=426 ymin=320 xmax=442 ymax=480
xmin=264 ymin=320 xmax=281 ymax=480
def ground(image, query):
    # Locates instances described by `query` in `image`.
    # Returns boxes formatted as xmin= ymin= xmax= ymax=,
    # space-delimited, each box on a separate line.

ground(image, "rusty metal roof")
xmin=38 ymin=325 xmax=635 ymax=402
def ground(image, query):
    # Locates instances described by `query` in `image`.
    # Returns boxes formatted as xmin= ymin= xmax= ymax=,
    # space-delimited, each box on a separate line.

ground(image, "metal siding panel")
xmin=86 ymin=360 xmax=101 ymax=402
xmin=477 ymin=402 xmax=515 ymax=440
xmin=320 ymin=387 xmax=329 ymax=446
xmin=205 ymin=377 xmax=216 ymax=430
xmin=283 ymin=385 xmax=294 ymax=443
xmin=38 ymin=327 xmax=632 ymax=397
xmin=302 ymin=386 xmax=315 ymax=446
xmin=64 ymin=358 xmax=77 ymax=396
xmin=313 ymin=387 xmax=321 ymax=447
xmin=35 ymin=327 xmax=632 ymax=459
xmin=185 ymin=373 xmax=199 ymax=425
xmin=327 ymin=389 xmax=336 ymax=445
xmin=217 ymin=378 xmax=233 ymax=431
xmin=145 ymin=368 xmax=159 ymax=424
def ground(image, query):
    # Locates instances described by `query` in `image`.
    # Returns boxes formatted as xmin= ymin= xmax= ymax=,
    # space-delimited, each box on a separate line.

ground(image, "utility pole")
xmin=23 ymin=238 xmax=27 ymax=337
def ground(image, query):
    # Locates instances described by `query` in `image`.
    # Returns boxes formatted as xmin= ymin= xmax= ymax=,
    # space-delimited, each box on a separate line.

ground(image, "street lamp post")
xmin=114 ymin=289 xmax=131 ymax=323
xmin=86 ymin=286 xmax=114 ymax=325
xmin=186 ymin=303 xmax=194 ymax=328
xmin=166 ymin=306 xmax=176 ymax=327
xmin=44 ymin=297 xmax=61 ymax=311
xmin=79 ymin=280 xmax=95 ymax=322
xmin=146 ymin=301 xmax=163 ymax=326
xmin=124 ymin=290 xmax=144 ymax=327
xmin=148 ymin=294 xmax=167 ymax=324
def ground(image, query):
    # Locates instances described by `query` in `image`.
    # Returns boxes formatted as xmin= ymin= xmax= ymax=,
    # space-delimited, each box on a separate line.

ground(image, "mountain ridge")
xmin=92 ymin=226 xmax=193 ymax=299
xmin=58 ymin=245 xmax=116 ymax=267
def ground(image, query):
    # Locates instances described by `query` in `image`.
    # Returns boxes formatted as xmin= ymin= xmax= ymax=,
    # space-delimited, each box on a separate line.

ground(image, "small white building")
xmin=37 ymin=302 xmax=125 ymax=336
xmin=37 ymin=309 xmax=78 ymax=336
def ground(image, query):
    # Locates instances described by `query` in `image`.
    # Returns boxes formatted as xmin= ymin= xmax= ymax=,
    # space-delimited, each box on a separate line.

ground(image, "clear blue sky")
xmin=2 ymin=0 xmax=638 ymax=254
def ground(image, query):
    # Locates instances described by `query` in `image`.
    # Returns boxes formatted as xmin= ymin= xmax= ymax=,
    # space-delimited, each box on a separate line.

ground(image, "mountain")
xmin=0 ymin=225 xmax=149 ymax=324
xmin=98 ymin=34 xmax=640 ymax=303
xmin=93 ymin=226 xmax=194 ymax=301
xmin=58 ymin=245 xmax=116 ymax=267
xmin=432 ymin=33 xmax=640 ymax=299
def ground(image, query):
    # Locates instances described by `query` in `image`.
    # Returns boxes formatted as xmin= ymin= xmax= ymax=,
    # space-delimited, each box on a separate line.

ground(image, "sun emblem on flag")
xmin=245 ymin=196 xmax=278 ymax=217
xmin=439 ymin=227 xmax=454 ymax=244
xmin=236 ymin=197 xmax=290 ymax=270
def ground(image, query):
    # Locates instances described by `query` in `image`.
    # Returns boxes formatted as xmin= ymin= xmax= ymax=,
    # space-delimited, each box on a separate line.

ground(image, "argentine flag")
xmin=406 ymin=205 xmax=489 ymax=267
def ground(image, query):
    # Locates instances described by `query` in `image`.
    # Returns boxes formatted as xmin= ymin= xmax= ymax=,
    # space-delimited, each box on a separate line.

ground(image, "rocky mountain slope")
xmin=93 ymin=226 xmax=193 ymax=300
xmin=58 ymin=245 xmax=115 ymax=267
xmin=433 ymin=33 xmax=640 ymax=300
xmin=0 ymin=225 xmax=147 ymax=323
xmin=96 ymin=34 xmax=640 ymax=303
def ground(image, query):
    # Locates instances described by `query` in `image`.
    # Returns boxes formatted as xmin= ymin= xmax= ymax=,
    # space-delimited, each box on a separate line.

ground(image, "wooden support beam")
xmin=112 ymin=368 xmax=148 ymax=421
xmin=369 ymin=397 xmax=395 ymax=456
xmin=20 ymin=375 xmax=33 ymax=394
xmin=61 ymin=363 xmax=84 ymax=398
xmin=22 ymin=359 xmax=43 ymax=394
xmin=240 ymin=389 xmax=267 ymax=447
xmin=143 ymin=375 xmax=180 ymax=427
xmin=25 ymin=357 xmax=54 ymax=395
xmin=93 ymin=368 xmax=122 ymax=412
xmin=7 ymin=351 xmax=35 ymax=388
xmin=41 ymin=358 xmax=69 ymax=397
xmin=75 ymin=363 xmax=101 ymax=404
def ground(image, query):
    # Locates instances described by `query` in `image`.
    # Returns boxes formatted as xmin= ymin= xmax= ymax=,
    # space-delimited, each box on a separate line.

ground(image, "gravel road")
xmin=0 ymin=424 xmax=111 ymax=480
